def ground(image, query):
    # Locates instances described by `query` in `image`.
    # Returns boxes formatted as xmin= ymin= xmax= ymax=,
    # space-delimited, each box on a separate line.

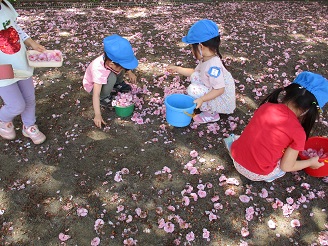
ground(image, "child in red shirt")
xmin=225 ymin=71 xmax=328 ymax=182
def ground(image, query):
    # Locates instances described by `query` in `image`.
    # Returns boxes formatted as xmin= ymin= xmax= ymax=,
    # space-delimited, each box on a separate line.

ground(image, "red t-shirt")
xmin=231 ymin=103 xmax=306 ymax=175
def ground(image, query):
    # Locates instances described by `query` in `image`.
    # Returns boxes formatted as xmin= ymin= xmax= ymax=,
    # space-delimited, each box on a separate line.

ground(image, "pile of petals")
xmin=112 ymin=92 xmax=138 ymax=107
xmin=28 ymin=50 xmax=62 ymax=62
xmin=301 ymin=148 xmax=328 ymax=159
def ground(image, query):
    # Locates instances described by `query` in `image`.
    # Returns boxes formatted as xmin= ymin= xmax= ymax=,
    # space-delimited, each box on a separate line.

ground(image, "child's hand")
xmin=167 ymin=65 xmax=178 ymax=73
xmin=194 ymin=97 xmax=204 ymax=109
xmin=25 ymin=38 xmax=46 ymax=52
xmin=93 ymin=115 xmax=106 ymax=128
xmin=32 ymin=43 xmax=46 ymax=53
xmin=308 ymin=156 xmax=325 ymax=169
xmin=127 ymin=71 xmax=137 ymax=83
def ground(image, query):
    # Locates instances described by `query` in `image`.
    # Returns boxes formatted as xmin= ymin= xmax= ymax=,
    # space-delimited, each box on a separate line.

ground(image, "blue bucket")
xmin=164 ymin=94 xmax=196 ymax=127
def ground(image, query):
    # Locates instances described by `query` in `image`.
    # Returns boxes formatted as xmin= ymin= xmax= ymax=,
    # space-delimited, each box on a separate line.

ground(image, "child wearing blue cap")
xmin=83 ymin=34 xmax=138 ymax=128
xmin=224 ymin=71 xmax=328 ymax=182
xmin=167 ymin=19 xmax=236 ymax=124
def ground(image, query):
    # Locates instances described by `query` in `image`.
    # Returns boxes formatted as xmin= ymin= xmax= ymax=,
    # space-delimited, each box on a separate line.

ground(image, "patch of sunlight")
xmin=23 ymin=162 xmax=62 ymax=193
xmin=144 ymin=199 xmax=157 ymax=211
xmin=267 ymin=213 xmax=295 ymax=237
xmin=65 ymin=9 xmax=86 ymax=15
xmin=238 ymin=56 xmax=250 ymax=62
xmin=0 ymin=189 xmax=9 ymax=210
xmin=177 ymin=42 xmax=188 ymax=48
xmin=93 ymin=186 xmax=125 ymax=210
xmin=7 ymin=215 xmax=30 ymax=244
xmin=302 ymin=231 xmax=320 ymax=245
xmin=267 ymin=24 xmax=280 ymax=29
xmin=87 ymin=130 xmax=111 ymax=140
xmin=197 ymin=152 xmax=228 ymax=173
xmin=311 ymin=206 xmax=327 ymax=230
xmin=126 ymin=8 xmax=149 ymax=18
xmin=237 ymin=94 xmax=258 ymax=111
xmin=251 ymin=221 xmax=275 ymax=243
xmin=36 ymin=97 xmax=50 ymax=104
xmin=42 ymin=197 xmax=62 ymax=215
xmin=59 ymin=31 xmax=71 ymax=37
xmin=289 ymin=33 xmax=307 ymax=41
xmin=137 ymin=62 xmax=162 ymax=76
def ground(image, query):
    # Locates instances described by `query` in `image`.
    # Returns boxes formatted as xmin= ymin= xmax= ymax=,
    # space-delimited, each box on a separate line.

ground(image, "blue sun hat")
xmin=103 ymin=34 xmax=138 ymax=70
xmin=293 ymin=71 xmax=328 ymax=109
xmin=182 ymin=19 xmax=220 ymax=44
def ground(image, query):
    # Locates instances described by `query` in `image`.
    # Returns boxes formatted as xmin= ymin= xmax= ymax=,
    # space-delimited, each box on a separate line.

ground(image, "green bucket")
xmin=114 ymin=104 xmax=135 ymax=117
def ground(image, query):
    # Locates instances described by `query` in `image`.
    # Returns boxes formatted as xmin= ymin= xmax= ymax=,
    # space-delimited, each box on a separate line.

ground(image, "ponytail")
xmin=259 ymin=87 xmax=285 ymax=106
xmin=260 ymin=83 xmax=319 ymax=139
xmin=192 ymin=35 xmax=227 ymax=68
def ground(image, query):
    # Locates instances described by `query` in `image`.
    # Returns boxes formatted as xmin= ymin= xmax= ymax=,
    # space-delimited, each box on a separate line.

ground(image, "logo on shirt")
xmin=208 ymin=66 xmax=221 ymax=78
xmin=0 ymin=20 xmax=21 ymax=55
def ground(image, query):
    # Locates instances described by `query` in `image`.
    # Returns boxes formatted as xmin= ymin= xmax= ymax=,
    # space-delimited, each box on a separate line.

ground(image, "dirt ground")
xmin=1 ymin=1 xmax=328 ymax=246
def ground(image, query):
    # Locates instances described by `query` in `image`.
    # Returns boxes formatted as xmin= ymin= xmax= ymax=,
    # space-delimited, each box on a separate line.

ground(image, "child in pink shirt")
xmin=83 ymin=34 xmax=138 ymax=128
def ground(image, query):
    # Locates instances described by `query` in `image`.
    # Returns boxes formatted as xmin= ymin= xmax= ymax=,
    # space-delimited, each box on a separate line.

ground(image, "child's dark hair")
xmin=103 ymin=52 xmax=129 ymax=71
xmin=260 ymin=83 xmax=319 ymax=138
xmin=191 ymin=36 xmax=226 ymax=68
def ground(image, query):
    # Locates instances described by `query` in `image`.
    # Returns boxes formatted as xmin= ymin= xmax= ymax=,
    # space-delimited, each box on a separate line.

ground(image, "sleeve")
xmin=86 ymin=57 xmax=110 ymax=85
xmin=290 ymin=126 xmax=306 ymax=151
xmin=207 ymin=66 xmax=225 ymax=89
xmin=12 ymin=21 xmax=30 ymax=41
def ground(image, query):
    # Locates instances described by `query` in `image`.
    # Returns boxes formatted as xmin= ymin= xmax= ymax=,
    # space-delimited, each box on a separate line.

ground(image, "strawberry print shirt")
xmin=0 ymin=0 xmax=33 ymax=87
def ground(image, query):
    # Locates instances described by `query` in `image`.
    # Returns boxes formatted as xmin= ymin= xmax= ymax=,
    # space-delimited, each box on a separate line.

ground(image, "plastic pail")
xmin=115 ymin=104 xmax=135 ymax=117
xmin=298 ymin=136 xmax=328 ymax=177
xmin=164 ymin=94 xmax=196 ymax=127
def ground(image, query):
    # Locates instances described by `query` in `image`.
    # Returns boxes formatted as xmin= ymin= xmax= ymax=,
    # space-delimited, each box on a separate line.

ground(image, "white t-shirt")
xmin=0 ymin=0 xmax=33 ymax=87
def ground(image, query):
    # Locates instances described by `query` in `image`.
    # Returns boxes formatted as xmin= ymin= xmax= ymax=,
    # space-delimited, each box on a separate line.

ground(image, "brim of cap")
xmin=106 ymin=53 xmax=139 ymax=70
xmin=119 ymin=57 xmax=139 ymax=70
xmin=181 ymin=35 xmax=220 ymax=44
xmin=182 ymin=36 xmax=192 ymax=44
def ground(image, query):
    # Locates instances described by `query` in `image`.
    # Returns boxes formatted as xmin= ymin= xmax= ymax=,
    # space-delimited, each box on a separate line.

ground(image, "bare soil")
xmin=0 ymin=1 xmax=327 ymax=246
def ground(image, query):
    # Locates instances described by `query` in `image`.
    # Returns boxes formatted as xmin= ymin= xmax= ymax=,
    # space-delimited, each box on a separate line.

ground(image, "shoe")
xmin=0 ymin=121 xmax=16 ymax=140
xmin=100 ymin=95 xmax=113 ymax=108
xmin=113 ymin=81 xmax=132 ymax=93
xmin=193 ymin=111 xmax=220 ymax=124
xmin=223 ymin=134 xmax=235 ymax=152
xmin=264 ymin=170 xmax=286 ymax=182
xmin=22 ymin=125 xmax=46 ymax=144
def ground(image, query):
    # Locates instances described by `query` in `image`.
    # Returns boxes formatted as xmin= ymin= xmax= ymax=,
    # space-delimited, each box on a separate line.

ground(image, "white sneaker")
xmin=22 ymin=125 xmax=46 ymax=144
xmin=0 ymin=121 xmax=16 ymax=140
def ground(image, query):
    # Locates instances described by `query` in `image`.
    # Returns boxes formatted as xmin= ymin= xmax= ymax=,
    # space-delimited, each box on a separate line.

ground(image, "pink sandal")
xmin=193 ymin=111 xmax=220 ymax=124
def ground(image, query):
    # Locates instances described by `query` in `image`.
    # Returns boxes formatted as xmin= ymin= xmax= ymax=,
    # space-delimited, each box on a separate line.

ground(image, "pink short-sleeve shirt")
xmin=82 ymin=55 xmax=112 ymax=93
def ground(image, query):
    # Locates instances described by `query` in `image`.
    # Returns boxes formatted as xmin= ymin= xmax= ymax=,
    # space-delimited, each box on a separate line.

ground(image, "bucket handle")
xmin=184 ymin=111 xmax=196 ymax=118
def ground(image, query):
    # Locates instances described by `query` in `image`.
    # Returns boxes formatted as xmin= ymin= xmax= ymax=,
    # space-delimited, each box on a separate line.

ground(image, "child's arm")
xmin=126 ymin=70 xmax=137 ymax=83
xmin=194 ymin=88 xmax=225 ymax=109
xmin=24 ymin=38 xmax=46 ymax=52
xmin=92 ymin=83 xmax=106 ymax=128
xmin=280 ymin=146 xmax=324 ymax=172
xmin=167 ymin=65 xmax=194 ymax=77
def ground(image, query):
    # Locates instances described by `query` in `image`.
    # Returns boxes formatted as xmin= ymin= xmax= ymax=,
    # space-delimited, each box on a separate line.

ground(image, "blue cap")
xmin=293 ymin=71 xmax=328 ymax=109
xmin=103 ymin=34 xmax=138 ymax=70
xmin=182 ymin=19 xmax=220 ymax=44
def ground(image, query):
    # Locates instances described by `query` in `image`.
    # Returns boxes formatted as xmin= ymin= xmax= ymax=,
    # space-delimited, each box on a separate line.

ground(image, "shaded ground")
xmin=1 ymin=1 xmax=328 ymax=245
